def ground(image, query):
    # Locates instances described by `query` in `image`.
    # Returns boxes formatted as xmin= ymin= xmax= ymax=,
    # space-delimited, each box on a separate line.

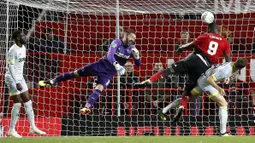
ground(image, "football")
xmin=201 ymin=11 xmax=214 ymax=24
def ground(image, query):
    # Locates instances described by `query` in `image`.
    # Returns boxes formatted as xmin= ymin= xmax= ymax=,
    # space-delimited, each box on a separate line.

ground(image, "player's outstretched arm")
xmin=175 ymin=42 xmax=195 ymax=54
xmin=207 ymin=75 xmax=226 ymax=96
xmin=134 ymin=67 xmax=174 ymax=88
xmin=107 ymin=40 xmax=119 ymax=64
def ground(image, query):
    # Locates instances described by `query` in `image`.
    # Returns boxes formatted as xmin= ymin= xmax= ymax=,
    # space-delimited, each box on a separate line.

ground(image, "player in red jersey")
xmin=135 ymin=22 xmax=231 ymax=121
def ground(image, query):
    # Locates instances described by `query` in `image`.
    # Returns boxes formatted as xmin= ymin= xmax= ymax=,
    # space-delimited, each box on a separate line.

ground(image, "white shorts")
xmin=5 ymin=75 xmax=28 ymax=96
xmin=194 ymin=75 xmax=219 ymax=98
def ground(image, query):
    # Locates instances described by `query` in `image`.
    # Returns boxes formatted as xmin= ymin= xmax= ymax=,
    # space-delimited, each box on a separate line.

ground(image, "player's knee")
xmin=216 ymin=97 xmax=228 ymax=107
xmin=95 ymin=84 xmax=104 ymax=91
xmin=10 ymin=95 xmax=22 ymax=103
xmin=220 ymin=99 xmax=228 ymax=107
xmin=20 ymin=91 xmax=30 ymax=102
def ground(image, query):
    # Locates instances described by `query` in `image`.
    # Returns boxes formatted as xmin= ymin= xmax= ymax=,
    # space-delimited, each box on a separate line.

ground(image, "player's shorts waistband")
xmin=195 ymin=53 xmax=211 ymax=68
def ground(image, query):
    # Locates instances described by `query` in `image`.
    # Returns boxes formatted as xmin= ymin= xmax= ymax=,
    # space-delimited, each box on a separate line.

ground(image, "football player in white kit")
xmin=192 ymin=58 xmax=247 ymax=136
xmin=5 ymin=31 xmax=46 ymax=138
xmin=159 ymin=58 xmax=247 ymax=136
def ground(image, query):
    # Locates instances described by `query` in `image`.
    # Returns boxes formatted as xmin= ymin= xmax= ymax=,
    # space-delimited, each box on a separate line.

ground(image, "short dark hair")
xmin=124 ymin=29 xmax=135 ymax=35
xmin=181 ymin=29 xmax=189 ymax=34
xmin=235 ymin=58 xmax=248 ymax=69
xmin=12 ymin=30 xmax=22 ymax=40
xmin=207 ymin=22 xmax=218 ymax=33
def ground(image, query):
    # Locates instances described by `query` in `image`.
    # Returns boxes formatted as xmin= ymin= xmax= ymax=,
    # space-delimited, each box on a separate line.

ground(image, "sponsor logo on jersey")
xmin=115 ymin=52 xmax=130 ymax=59
xmin=209 ymin=35 xmax=222 ymax=40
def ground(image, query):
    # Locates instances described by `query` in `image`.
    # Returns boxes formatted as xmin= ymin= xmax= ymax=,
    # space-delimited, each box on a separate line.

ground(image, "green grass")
xmin=0 ymin=136 xmax=255 ymax=143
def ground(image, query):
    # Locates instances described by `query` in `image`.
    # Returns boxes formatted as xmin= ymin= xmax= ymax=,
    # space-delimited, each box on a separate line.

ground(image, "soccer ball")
xmin=201 ymin=11 xmax=214 ymax=24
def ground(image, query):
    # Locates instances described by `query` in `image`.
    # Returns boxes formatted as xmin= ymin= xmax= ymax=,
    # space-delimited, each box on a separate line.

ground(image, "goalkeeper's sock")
xmin=219 ymin=106 xmax=228 ymax=134
xmin=85 ymin=89 xmax=101 ymax=108
xmin=53 ymin=72 xmax=75 ymax=84
xmin=162 ymin=98 xmax=181 ymax=114
xmin=180 ymin=96 xmax=189 ymax=109
xmin=24 ymin=100 xmax=36 ymax=129
xmin=9 ymin=103 xmax=21 ymax=132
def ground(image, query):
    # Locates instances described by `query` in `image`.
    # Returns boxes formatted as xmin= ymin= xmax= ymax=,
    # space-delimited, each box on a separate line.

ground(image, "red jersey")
xmin=193 ymin=33 xmax=230 ymax=64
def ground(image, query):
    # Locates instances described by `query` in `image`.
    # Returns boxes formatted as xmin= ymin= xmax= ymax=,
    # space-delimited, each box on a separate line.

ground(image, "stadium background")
xmin=0 ymin=0 xmax=255 ymax=137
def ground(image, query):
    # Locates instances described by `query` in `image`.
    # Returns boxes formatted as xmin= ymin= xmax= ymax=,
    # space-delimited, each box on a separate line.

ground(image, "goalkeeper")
xmin=39 ymin=29 xmax=141 ymax=115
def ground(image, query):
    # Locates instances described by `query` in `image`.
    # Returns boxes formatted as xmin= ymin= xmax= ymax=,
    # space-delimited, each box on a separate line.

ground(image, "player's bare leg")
xmin=39 ymin=70 xmax=80 ymax=87
xmin=20 ymin=91 xmax=46 ymax=135
xmin=172 ymin=89 xmax=201 ymax=122
xmin=134 ymin=67 xmax=175 ymax=88
xmin=8 ymin=94 xmax=22 ymax=138
xmin=158 ymin=98 xmax=182 ymax=121
xmin=80 ymin=84 xmax=104 ymax=115
xmin=210 ymin=93 xmax=230 ymax=136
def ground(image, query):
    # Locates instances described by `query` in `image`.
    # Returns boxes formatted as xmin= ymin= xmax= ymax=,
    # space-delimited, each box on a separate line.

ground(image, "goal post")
xmin=0 ymin=0 xmax=255 ymax=136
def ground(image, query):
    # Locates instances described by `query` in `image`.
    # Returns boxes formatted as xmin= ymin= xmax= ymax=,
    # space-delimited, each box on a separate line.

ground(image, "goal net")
xmin=0 ymin=0 xmax=255 ymax=137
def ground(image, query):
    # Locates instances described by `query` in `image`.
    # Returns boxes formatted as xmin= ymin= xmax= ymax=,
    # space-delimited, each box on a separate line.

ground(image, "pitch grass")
xmin=0 ymin=136 xmax=255 ymax=143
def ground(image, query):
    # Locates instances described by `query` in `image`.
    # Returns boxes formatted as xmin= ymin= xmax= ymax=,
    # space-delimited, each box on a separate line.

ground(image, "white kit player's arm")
xmin=207 ymin=76 xmax=226 ymax=96
xmin=207 ymin=65 xmax=229 ymax=95
xmin=7 ymin=49 xmax=19 ymax=84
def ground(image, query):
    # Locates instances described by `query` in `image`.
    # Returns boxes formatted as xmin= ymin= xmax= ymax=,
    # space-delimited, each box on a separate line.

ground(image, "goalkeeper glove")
xmin=113 ymin=61 xmax=125 ymax=75
xmin=131 ymin=48 xmax=140 ymax=60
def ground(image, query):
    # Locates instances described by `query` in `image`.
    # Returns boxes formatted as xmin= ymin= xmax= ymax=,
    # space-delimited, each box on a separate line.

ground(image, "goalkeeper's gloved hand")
xmin=175 ymin=47 xmax=183 ymax=55
xmin=113 ymin=61 xmax=125 ymax=75
xmin=131 ymin=48 xmax=140 ymax=60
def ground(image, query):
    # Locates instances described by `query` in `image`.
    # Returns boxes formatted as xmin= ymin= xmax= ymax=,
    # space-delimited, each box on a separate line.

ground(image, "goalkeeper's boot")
xmin=172 ymin=105 xmax=184 ymax=122
xmin=134 ymin=80 xmax=151 ymax=88
xmin=158 ymin=109 xmax=167 ymax=121
xmin=38 ymin=79 xmax=55 ymax=87
xmin=80 ymin=107 xmax=91 ymax=115
xmin=8 ymin=130 xmax=22 ymax=138
xmin=30 ymin=127 xmax=46 ymax=135
xmin=221 ymin=133 xmax=231 ymax=137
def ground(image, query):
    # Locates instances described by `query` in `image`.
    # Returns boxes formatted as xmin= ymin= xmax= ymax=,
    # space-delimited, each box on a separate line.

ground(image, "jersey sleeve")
xmin=107 ymin=39 xmax=121 ymax=64
xmin=193 ymin=34 xmax=209 ymax=46
xmin=7 ymin=48 xmax=16 ymax=65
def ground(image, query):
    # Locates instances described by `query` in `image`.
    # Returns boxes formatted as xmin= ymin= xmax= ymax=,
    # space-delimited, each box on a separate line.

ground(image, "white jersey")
xmin=5 ymin=44 xmax=26 ymax=81
xmin=204 ymin=62 xmax=235 ymax=83
xmin=196 ymin=62 xmax=238 ymax=96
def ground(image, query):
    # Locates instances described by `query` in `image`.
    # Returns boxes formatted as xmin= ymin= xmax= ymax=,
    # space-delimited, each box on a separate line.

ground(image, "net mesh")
xmin=0 ymin=0 xmax=254 ymax=136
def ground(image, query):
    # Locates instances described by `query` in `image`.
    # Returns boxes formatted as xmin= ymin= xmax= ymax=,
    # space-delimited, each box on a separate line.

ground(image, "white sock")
xmin=162 ymin=98 xmax=181 ymax=114
xmin=9 ymin=103 xmax=21 ymax=132
xmin=219 ymin=106 xmax=228 ymax=134
xmin=24 ymin=100 xmax=36 ymax=129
